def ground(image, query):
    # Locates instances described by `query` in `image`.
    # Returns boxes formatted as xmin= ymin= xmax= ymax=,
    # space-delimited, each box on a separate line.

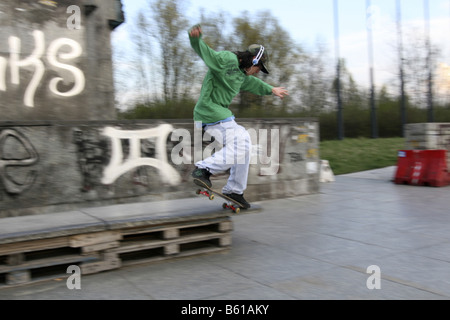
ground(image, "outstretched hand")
xmin=272 ymin=87 xmax=289 ymax=100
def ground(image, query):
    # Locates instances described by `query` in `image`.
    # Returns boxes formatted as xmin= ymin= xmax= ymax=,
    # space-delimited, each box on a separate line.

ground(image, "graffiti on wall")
xmin=275 ymin=123 xmax=319 ymax=175
xmin=73 ymin=129 xmax=109 ymax=192
xmin=101 ymin=125 xmax=182 ymax=186
xmin=74 ymin=124 xmax=183 ymax=192
xmin=0 ymin=129 xmax=39 ymax=195
xmin=0 ymin=30 xmax=85 ymax=108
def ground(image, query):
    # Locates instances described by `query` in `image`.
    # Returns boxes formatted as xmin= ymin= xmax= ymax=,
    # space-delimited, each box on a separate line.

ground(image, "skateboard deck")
xmin=194 ymin=182 xmax=245 ymax=213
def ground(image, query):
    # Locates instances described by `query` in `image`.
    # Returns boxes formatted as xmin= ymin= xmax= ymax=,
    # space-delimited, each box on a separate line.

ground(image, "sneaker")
xmin=192 ymin=167 xmax=212 ymax=188
xmin=224 ymin=193 xmax=251 ymax=209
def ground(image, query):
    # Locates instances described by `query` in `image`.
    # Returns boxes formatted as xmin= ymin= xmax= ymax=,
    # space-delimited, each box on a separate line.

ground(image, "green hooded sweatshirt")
xmin=189 ymin=28 xmax=274 ymax=124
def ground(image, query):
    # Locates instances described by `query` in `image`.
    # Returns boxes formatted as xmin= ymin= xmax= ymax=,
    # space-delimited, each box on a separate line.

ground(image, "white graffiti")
xmin=101 ymin=125 xmax=181 ymax=186
xmin=1 ymin=30 xmax=85 ymax=107
xmin=0 ymin=129 xmax=39 ymax=194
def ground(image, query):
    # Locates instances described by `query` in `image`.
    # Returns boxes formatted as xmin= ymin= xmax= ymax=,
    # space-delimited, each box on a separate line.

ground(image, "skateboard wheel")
xmin=234 ymin=208 xmax=240 ymax=214
xmin=222 ymin=203 xmax=227 ymax=209
xmin=209 ymin=194 xmax=215 ymax=200
xmin=196 ymin=189 xmax=201 ymax=195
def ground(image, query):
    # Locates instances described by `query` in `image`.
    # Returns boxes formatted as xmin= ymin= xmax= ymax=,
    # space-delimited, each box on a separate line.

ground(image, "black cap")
xmin=247 ymin=44 xmax=269 ymax=74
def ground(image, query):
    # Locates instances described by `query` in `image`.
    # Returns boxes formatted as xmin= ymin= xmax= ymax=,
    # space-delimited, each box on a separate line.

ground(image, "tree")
xmin=198 ymin=9 xmax=231 ymax=52
xmin=132 ymin=11 xmax=156 ymax=103
xmin=296 ymin=39 xmax=333 ymax=115
xmin=147 ymin=0 xmax=194 ymax=103
xmin=331 ymin=58 xmax=365 ymax=108
xmin=230 ymin=10 xmax=304 ymax=112
xmin=401 ymin=28 xmax=440 ymax=109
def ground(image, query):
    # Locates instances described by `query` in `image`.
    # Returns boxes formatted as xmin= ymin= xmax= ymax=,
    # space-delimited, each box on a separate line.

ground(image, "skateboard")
xmin=195 ymin=184 xmax=245 ymax=214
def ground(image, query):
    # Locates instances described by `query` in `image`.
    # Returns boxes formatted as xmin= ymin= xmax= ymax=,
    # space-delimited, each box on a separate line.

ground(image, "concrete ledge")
xmin=0 ymin=198 xmax=261 ymax=245
xmin=82 ymin=198 xmax=261 ymax=230
xmin=0 ymin=211 xmax=105 ymax=245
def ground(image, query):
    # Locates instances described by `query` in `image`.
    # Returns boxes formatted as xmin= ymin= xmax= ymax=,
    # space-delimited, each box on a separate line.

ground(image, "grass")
xmin=320 ymin=137 xmax=405 ymax=175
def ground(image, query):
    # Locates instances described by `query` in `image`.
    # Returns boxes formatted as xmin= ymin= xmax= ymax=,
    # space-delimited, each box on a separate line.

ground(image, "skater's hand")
xmin=189 ymin=25 xmax=202 ymax=38
xmin=272 ymin=87 xmax=289 ymax=100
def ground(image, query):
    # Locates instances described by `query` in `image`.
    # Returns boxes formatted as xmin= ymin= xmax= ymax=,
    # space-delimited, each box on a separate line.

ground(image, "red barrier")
xmin=423 ymin=150 xmax=449 ymax=187
xmin=394 ymin=150 xmax=449 ymax=187
xmin=394 ymin=150 xmax=427 ymax=185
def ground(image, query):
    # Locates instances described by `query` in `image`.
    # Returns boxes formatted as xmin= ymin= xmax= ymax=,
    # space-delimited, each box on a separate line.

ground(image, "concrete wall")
xmin=0 ymin=119 xmax=320 ymax=217
xmin=0 ymin=1 xmax=321 ymax=218
xmin=0 ymin=0 xmax=123 ymax=121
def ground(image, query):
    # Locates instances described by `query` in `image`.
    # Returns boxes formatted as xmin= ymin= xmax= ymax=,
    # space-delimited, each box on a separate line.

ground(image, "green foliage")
xmin=118 ymin=99 xmax=196 ymax=120
xmin=320 ymin=137 xmax=405 ymax=175
xmin=316 ymin=96 xmax=450 ymax=141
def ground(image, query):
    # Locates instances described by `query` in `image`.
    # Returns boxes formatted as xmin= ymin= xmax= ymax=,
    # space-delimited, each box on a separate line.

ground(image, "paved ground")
xmin=1 ymin=166 xmax=449 ymax=300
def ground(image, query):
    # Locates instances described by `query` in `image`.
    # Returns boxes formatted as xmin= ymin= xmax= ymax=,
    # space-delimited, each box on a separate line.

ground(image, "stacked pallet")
xmin=0 ymin=199 xmax=246 ymax=288
xmin=109 ymin=218 xmax=232 ymax=268
xmin=0 ymin=231 xmax=121 ymax=287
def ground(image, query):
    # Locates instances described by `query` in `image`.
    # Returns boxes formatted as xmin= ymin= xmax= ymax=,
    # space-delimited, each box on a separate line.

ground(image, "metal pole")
xmin=424 ymin=0 xmax=434 ymax=122
xmin=334 ymin=0 xmax=344 ymax=140
xmin=396 ymin=0 xmax=407 ymax=136
xmin=366 ymin=0 xmax=377 ymax=138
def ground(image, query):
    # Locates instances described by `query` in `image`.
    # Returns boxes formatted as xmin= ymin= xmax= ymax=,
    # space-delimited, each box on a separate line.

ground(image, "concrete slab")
xmin=0 ymin=211 xmax=105 ymax=245
xmin=82 ymin=198 xmax=261 ymax=229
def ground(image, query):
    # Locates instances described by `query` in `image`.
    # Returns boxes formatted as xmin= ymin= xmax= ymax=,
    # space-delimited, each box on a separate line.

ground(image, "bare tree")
xmin=296 ymin=39 xmax=333 ymax=115
xmin=147 ymin=0 xmax=192 ymax=102
xmin=402 ymin=28 xmax=441 ymax=109
xmin=132 ymin=12 xmax=156 ymax=103
xmin=231 ymin=10 xmax=303 ymax=112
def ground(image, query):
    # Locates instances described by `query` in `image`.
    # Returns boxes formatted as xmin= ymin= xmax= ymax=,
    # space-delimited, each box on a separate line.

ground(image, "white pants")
xmin=196 ymin=120 xmax=252 ymax=195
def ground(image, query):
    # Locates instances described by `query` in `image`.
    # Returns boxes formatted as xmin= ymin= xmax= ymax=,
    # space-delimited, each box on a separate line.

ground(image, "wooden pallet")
xmin=111 ymin=217 xmax=232 ymax=267
xmin=0 ymin=217 xmax=232 ymax=288
xmin=0 ymin=231 xmax=122 ymax=287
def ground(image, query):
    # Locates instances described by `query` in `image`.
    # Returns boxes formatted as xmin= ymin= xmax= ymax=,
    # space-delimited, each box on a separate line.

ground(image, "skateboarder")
xmin=189 ymin=24 xmax=288 ymax=209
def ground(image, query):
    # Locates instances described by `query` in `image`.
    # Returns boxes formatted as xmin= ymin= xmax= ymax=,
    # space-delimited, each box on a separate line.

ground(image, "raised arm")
xmin=188 ymin=24 xmax=224 ymax=72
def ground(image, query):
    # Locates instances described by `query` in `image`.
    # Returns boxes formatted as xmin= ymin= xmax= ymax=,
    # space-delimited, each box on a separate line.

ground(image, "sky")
xmin=113 ymin=0 xmax=450 ymax=102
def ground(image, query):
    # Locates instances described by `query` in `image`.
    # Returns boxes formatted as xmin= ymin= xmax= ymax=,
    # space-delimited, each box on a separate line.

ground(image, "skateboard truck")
xmin=222 ymin=202 xmax=241 ymax=214
xmin=196 ymin=188 xmax=241 ymax=214
xmin=196 ymin=188 xmax=214 ymax=200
